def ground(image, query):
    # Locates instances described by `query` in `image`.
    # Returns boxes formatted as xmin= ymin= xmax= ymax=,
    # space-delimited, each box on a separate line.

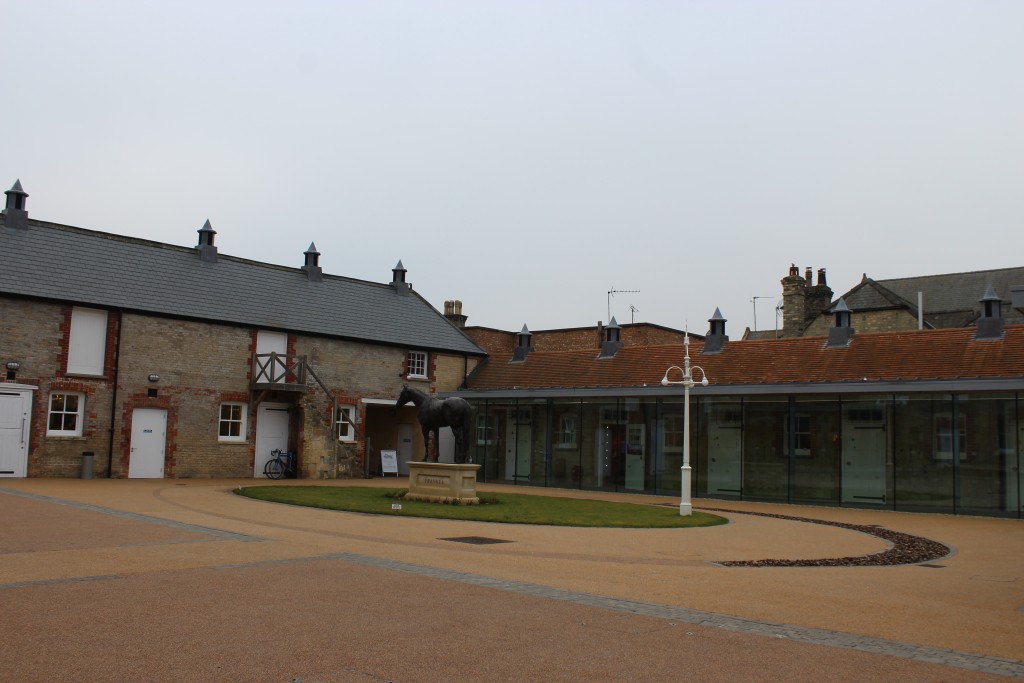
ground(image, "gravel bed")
xmin=702 ymin=508 xmax=952 ymax=567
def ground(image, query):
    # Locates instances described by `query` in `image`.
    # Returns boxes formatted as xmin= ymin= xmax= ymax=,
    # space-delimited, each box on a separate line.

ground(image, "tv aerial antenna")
xmin=751 ymin=296 xmax=773 ymax=331
xmin=629 ymin=305 xmax=640 ymax=324
xmin=607 ymin=287 xmax=640 ymax=322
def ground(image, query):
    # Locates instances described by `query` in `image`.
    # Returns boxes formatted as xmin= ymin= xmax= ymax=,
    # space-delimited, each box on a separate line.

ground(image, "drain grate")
xmin=919 ymin=564 xmax=946 ymax=568
xmin=441 ymin=536 xmax=511 ymax=545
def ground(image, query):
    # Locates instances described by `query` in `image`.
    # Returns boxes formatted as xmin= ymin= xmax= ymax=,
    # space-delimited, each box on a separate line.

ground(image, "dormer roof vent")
xmin=392 ymin=260 xmax=409 ymax=295
xmin=975 ymin=286 xmax=1004 ymax=340
xmin=3 ymin=179 xmax=29 ymax=230
xmin=598 ymin=317 xmax=623 ymax=359
xmin=511 ymin=324 xmax=533 ymax=363
xmin=826 ymin=298 xmax=854 ymax=348
xmin=702 ymin=308 xmax=728 ymax=354
xmin=196 ymin=219 xmax=218 ymax=262
xmin=302 ymin=242 xmax=323 ymax=282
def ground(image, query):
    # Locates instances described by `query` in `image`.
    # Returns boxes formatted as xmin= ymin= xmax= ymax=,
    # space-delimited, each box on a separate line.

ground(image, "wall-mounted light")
xmin=147 ymin=373 xmax=160 ymax=382
xmin=5 ymin=361 xmax=20 ymax=371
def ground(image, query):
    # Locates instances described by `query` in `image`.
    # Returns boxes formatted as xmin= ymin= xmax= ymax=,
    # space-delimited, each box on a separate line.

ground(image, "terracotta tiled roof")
xmin=465 ymin=326 xmax=1024 ymax=391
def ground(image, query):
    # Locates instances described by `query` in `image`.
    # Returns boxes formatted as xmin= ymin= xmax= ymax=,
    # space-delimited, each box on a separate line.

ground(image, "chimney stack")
xmin=443 ymin=299 xmax=468 ymax=328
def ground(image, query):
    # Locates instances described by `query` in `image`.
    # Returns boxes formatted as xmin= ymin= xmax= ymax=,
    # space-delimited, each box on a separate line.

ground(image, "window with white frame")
xmin=407 ymin=351 xmax=428 ymax=379
xmin=335 ymin=405 xmax=356 ymax=442
xmin=47 ymin=392 xmax=85 ymax=436
xmin=556 ymin=414 xmax=577 ymax=449
xmin=218 ymin=403 xmax=247 ymax=441
xmin=67 ymin=307 xmax=107 ymax=376
xmin=476 ymin=413 xmax=496 ymax=445
xmin=662 ymin=414 xmax=684 ymax=453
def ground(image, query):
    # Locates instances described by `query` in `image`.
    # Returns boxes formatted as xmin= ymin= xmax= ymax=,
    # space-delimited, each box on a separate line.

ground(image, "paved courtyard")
xmin=1 ymin=478 xmax=1022 ymax=681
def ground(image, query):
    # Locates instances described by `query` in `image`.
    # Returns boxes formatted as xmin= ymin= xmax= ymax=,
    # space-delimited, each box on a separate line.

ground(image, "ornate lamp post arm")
xmin=661 ymin=333 xmax=709 ymax=516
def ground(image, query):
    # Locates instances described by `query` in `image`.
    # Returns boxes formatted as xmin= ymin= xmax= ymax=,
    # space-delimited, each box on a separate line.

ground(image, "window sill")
xmin=62 ymin=373 xmax=109 ymax=380
xmin=46 ymin=434 xmax=86 ymax=439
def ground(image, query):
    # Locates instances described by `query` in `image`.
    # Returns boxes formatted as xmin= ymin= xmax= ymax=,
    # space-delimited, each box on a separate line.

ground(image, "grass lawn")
xmin=236 ymin=486 xmax=727 ymax=528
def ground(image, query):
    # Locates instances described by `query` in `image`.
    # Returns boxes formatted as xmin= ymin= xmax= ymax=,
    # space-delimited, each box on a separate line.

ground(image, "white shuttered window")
xmin=67 ymin=308 xmax=107 ymax=376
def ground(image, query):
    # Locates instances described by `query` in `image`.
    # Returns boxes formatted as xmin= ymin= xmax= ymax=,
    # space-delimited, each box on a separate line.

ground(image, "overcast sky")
xmin=4 ymin=1 xmax=1022 ymax=336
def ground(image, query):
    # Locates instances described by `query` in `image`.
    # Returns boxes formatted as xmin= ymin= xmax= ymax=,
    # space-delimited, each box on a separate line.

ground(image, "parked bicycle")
xmin=263 ymin=449 xmax=294 ymax=480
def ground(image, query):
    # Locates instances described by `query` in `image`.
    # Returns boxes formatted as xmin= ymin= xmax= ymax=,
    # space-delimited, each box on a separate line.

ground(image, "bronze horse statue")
xmin=396 ymin=385 xmax=473 ymax=463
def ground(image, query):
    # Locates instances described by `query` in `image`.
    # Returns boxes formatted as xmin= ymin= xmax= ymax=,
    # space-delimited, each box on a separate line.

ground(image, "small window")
xmin=48 ymin=392 xmax=85 ymax=437
xmin=218 ymin=403 xmax=247 ymax=442
xmin=407 ymin=351 xmax=428 ymax=379
xmin=67 ymin=307 xmax=107 ymax=376
xmin=335 ymin=405 xmax=356 ymax=442
xmin=556 ymin=415 xmax=577 ymax=449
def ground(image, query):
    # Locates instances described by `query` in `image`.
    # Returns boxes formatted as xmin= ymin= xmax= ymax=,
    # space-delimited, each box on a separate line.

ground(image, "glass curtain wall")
xmin=550 ymin=399 xmax=583 ymax=489
xmin=742 ymin=396 xmax=789 ymax=501
xmin=957 ymin=393 xmax=1017 ymax=517
xmin=792 ymin=396 xmax=841 ymax=505
xmin=893 ymin=394 xmax=956 ymax=513
xmin=656 ymin=398 xmax=686 ymax=496
xmin=623 ymin=398 xmax=659 ymax=492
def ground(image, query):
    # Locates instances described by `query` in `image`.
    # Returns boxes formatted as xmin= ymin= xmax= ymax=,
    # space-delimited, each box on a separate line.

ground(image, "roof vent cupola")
xmin=702 ymin=308 xmax=728 ymax=354
xmin=975 ymin=286 xmax=1004 ymax=340
xmin=196 ymin=219 xmax=218 ymax=262
xmin=511 ymin=324 xmax=533 ymax=363
xmin=3 ymin=179 xmax=29 ymax=230
xmin=302 ymin=242 xmax=323 ymax=282
xmin=391 ymin=260 xmax=409 ymax=295
xmin=826 ymin=298 xmax=854 ymax=348
xmin=598 ymin=317 xmax=623 ymax=359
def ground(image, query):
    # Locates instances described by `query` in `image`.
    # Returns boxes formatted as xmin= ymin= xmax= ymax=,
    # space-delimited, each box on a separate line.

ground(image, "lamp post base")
xmin=680 ymin=464 xmax=693 ymax=517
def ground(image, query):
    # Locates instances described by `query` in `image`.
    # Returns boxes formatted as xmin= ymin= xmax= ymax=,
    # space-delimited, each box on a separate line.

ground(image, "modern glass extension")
xmin=463 ymin=391 xmax=1023 ymax=518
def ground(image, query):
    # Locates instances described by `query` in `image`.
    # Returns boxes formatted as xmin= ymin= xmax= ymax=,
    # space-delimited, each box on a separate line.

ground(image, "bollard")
xmin=81 ymin=452 xmax=94 ymax=479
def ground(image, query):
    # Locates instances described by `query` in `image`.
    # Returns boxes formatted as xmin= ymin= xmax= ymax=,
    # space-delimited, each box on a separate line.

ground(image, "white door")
xmin=398 ymin=423 xmax=414 ymax=475
xmin=255 ymin=330 xmax=288 ymax=383
xmin=625 ymin=424 xmax=645 ymax=490
xmin=506 ymin=419 xmax=531 ymax=481
xmin=841 ymin=410 xmax=887 ymax=504
xmin=0 ymin=390 xmax=32 ymax=478
xmin=255 ymin=404 xmax=290 ymax=477
xmin=707 ymin=408 xmax=743 ymax=496
xmin=128 ymin=408 xmax=167 ymax=478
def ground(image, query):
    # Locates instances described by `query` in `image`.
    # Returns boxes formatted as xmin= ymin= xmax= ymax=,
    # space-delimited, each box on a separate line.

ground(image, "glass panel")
xmin=792 ymin=396 xmax=840 ymax=505
xmin=656 ymin=398 xmax=688 ymax=496
xmin=521 ymin=399 xmax=549 ymax=487
xmin=623 ymin=397 xmax=658 ymax=493
xmin=698 ymin=397 xmax=743 ymax=498
xmin=467 ymin=401 xmax=507 ymax=482
xmin=840 ymin=395 xmax=892 ymax=507
xmin=957 ymin=394 xmax=1017 ymax=517
xmin=550 ymin=399 xmax=582 ymax=489
xmin=893 ymin=394 xmax=955 ymax=512
xmin=743 ymin=396 xmax=788 ymax=501
xmin=579 ymin=399 xmax=620 ymax=491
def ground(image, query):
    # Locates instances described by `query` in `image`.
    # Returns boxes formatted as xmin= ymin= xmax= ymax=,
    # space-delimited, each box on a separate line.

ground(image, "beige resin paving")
xmin=1 ymin=477 xmax=1022 ymax=681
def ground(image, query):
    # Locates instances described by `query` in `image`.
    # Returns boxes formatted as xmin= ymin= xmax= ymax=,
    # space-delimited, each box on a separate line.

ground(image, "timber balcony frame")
xmin=251 ymin=352 xmax=309 ymax=392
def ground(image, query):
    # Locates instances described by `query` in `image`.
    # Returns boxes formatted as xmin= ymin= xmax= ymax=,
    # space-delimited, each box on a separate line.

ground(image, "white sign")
xmin=380 ymin=450 xmax=398 ymax=475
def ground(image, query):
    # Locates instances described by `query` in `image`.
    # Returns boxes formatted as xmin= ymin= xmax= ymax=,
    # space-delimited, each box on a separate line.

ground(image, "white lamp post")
xmin=661 ymin=332 xmax=709 ymax=516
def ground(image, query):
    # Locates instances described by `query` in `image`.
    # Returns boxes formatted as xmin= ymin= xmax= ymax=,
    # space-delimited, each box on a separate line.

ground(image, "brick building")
xmin=452 ymin=300 xmax=1024 ymax=517
xmin=0 ymin=181 xmax=484 ymax=480
xmin=746 ymin=264 xmax=1024 ymax=339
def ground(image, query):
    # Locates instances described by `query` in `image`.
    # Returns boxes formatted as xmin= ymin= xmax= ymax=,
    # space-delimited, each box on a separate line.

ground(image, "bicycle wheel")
xmin=264 ymin=458 xmax=284 ymax=480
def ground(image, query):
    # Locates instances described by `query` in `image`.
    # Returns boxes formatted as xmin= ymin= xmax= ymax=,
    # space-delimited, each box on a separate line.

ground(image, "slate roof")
xmin=839 ymin=267 xmax=1024 ymax=327
xmin=0 ymin=217 xmax=485 ymax=356
xmin=461 ymin=326 xmax=1024 ymax=395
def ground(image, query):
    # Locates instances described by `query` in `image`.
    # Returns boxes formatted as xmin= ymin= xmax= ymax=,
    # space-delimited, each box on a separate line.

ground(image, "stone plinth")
xmin=406 ymin=462 xmax=481 ymax=504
